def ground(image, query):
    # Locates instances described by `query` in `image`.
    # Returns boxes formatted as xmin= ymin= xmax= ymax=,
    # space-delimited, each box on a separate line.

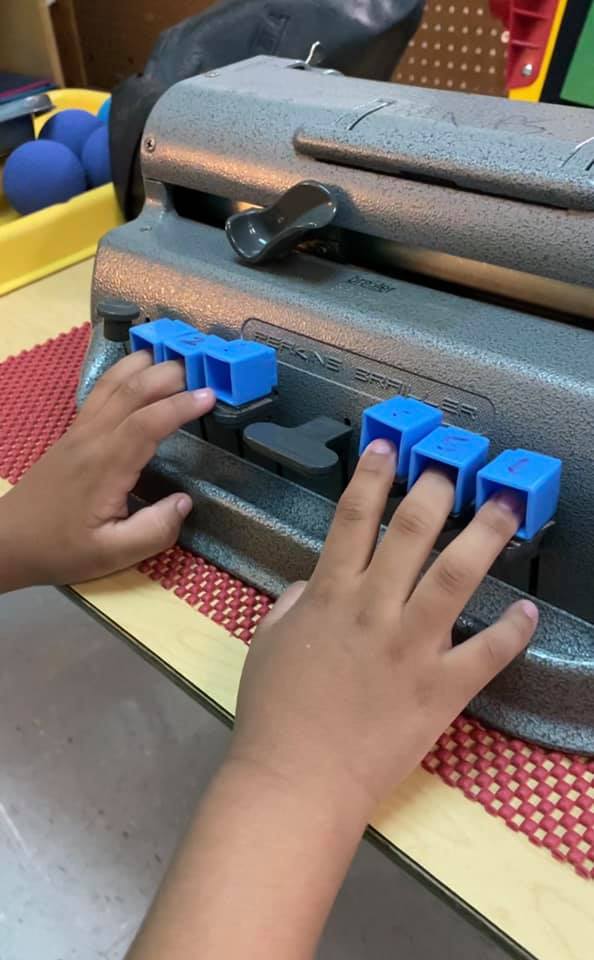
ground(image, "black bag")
xmin=110 ymin=0 xmax=425 ymax=219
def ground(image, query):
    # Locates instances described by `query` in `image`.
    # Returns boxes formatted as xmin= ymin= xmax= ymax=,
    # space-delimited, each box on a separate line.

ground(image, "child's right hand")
xmin=230 ymin=437 xmax=538 ymax=819
xmin=127 ymin=435 xmax=539 ymax=960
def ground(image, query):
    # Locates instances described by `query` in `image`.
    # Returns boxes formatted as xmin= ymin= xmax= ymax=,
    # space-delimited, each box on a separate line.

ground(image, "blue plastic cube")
xmin=475 ymin=448 xmax=562 ymax=540
xmin=203 ymin=339 xmax=278 ymax=406
xmin=408 ymin=426 xmax=490 ymax=514
xmin=129 ymin=318 xmax=194 ymax=362
xmin=163 ymin=332 xmax=225 ymax=391
xmin=359 ymin=397 xmax=442 ymax=478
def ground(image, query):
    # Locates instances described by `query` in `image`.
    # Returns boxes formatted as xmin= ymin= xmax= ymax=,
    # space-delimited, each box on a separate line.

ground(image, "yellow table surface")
xmin=1 ymin=261 xmax=592 ymax=960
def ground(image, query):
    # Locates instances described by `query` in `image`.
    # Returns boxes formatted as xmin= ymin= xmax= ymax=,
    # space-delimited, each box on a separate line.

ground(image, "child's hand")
xmin=126 ymin=438 xmax=539 ymax=960
xmin=0 ymin=350 xmax=215 ymax=591
xmin=231 ymin=438 xmax=538 ymax=817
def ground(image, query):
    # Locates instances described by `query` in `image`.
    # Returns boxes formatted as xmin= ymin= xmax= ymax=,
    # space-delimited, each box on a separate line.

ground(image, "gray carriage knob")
xmin=97 ymin=299 xmax=141 ymax=342
xmin=225 ymin=181 xmax=337 ymax=264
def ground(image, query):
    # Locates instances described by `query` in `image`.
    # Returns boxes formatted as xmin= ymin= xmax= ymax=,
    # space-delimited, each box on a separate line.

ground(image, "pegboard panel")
xmin=395 ymin=1 xmax=507 ymax=96
xmin=72 ymin=0 xmax=216 ymax=89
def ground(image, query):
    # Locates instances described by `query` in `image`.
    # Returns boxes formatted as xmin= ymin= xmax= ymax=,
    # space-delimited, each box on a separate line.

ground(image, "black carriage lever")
xmin=225 ymin=181 xmax=337 ymax=264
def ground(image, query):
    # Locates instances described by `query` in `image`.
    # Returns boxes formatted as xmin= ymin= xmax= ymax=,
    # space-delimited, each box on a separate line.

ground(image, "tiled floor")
xmin=0 ymin=586 xmax=510 ymax=959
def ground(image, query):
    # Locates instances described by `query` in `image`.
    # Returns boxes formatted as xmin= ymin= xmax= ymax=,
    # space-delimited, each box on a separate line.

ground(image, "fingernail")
xmin=176 ymin=494 xmax=192 ymax=517
xmin=192 ymin=388 xmax=214 ymax=403
xmin=491 ymin=489 xmax=525 ymax=517
xmin=519 ymin=599 xmax=539 ymax=624
xmin=365 ymin=438 xmax=395 ymax=456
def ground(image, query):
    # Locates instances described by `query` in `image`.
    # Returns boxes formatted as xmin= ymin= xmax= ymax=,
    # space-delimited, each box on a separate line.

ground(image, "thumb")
xmin=258 ymin=580 xmax=308 ymax=634
xmin=103 ymin=493 xmax=192 ymax=570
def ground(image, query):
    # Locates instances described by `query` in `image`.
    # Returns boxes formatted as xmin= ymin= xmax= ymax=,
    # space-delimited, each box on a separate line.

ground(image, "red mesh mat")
xmin=1 ymin=325 xmax=593 ymax=879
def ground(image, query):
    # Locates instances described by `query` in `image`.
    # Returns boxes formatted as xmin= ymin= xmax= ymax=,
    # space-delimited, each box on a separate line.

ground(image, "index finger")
xmin=76 ymin=350 xmax=153 ymax=427
xmin=91 ymin=360 xmax=188 ymax=432
xmin=108 ymin=387 xmax=216 ymax=472
xmin=312 ymin=439 xmax=396 ymax=585
xmin=405 ymin=491 xmax=523 ymax=633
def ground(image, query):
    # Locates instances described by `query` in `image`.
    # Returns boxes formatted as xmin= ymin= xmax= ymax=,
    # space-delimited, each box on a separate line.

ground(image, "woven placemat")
xmin=1 ymin=325 xmax=592 ymax=879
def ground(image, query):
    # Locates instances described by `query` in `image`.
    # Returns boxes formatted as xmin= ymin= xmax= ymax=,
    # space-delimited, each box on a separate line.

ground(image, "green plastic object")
xmin=561 ymin=4 xmax=594 ymax=107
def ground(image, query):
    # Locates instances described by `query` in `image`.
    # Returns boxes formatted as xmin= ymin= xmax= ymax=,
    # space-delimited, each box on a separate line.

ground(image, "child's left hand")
xmin=0 ymin=350 xmax=215 ymax=592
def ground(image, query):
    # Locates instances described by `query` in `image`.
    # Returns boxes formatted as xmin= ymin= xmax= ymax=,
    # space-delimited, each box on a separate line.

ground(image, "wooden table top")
xmin=1 ymin=260 xmax=592 ymax=960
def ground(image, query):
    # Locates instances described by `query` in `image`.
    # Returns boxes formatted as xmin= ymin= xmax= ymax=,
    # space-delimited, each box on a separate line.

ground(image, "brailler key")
xmin=476 ymin=449 xmax=562 ymax=540
xmin=359 ymin=397 xmax=442 ymax=480
xmin=243 ymin=417 xmax=352 ymax=477
xmin=130 ymin=318 xmax=195 ymax=362
xmin=408 ymin=425 xmax=490 ymax=515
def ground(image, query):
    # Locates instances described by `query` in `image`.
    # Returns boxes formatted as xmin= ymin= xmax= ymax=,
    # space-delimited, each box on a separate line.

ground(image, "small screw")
xmin=204 ymin=71 xmax=218 ymax=78
xmin=144 ymin=136 xmax=156 ymax=152
xmin=521 ymin=63 xmax=533 ymax=77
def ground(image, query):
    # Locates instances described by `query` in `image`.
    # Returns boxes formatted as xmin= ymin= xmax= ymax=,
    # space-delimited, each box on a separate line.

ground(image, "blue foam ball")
xmin=81 ymin=125 xmax=111 ymax=187
xmin=39 ymin=108 xmax=102 ymax=158
xmin=4 ymin=140 xmax=86 ymax=215
xmin=97 ymin=98 xmax=111 ymax=124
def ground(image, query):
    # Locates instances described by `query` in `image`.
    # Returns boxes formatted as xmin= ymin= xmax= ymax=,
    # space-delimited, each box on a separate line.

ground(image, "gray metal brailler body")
xmin=80 ymin=56 xmax=594 ymax=753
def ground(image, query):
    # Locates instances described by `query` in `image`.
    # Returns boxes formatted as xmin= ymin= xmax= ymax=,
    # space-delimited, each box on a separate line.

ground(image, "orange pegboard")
xmin=394 ymin=1 xmax=508 ymax=95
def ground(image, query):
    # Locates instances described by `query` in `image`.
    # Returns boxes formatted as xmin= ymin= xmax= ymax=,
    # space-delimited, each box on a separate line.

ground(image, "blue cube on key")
xmin=203 ymin=339 xmax=278 ymax=406
xmin=163 ymin=332 xmax=225 ymax=391
xmin=408 ymin=426 xmax=490 ymax=515
xmin=475 ymin=448 xmax=562 ymax=540
xmin=359 ymin=397 xmax=442 ymax=479
xmin=130 ymin=318 xmax=194 ymax=363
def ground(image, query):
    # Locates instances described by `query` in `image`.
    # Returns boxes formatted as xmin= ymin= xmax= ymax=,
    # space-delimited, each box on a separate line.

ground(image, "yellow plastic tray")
xmin=0 ymin=89 xmax=123 ymax=297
